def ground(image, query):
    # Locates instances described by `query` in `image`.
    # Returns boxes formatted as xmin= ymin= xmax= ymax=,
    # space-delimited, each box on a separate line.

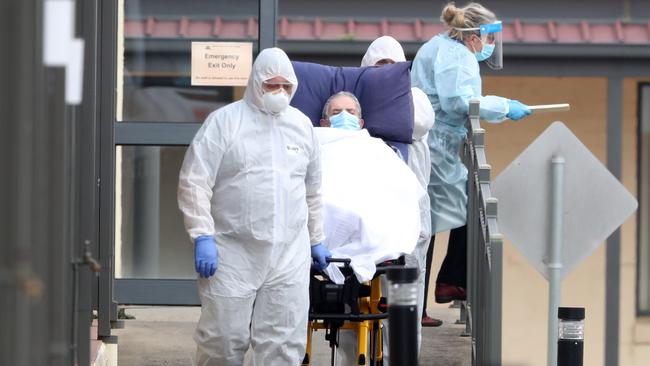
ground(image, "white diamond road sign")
xmin=492 ymin=122 xmax=637 ymax=281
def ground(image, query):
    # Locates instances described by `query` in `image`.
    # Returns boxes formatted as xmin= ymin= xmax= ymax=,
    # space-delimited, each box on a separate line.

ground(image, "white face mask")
xmin=262 ymin=89 xmax=290 ymax=114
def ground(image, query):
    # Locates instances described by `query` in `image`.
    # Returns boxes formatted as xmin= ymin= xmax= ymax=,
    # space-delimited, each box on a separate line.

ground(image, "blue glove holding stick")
xmin=506 ymin=100 xmax=532 ymax=121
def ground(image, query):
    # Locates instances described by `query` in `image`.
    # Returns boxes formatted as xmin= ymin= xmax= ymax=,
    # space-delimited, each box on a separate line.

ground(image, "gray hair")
xmin=321 ymin=91 xmax=363 ymax=119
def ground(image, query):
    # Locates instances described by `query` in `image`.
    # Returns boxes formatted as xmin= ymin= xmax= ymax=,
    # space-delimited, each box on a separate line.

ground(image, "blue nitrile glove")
xmin=506 ymin=100 xmax=532 ymax=121
xmin=310 ymin=243 xmax=332 ymax=271
xmin=194 ymin=235 xmax=218 ymax=278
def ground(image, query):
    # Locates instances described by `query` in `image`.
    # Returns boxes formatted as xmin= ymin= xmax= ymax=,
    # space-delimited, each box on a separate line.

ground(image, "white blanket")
xmin=316 ymin=128 xmax=426 ymax=284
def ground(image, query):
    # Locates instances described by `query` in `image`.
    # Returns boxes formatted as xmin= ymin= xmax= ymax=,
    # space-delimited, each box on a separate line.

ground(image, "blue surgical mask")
xmin=329 ymin=111 xmax=361 ymax=130
xmin=474 ymin=43 xmax=495 ymax=62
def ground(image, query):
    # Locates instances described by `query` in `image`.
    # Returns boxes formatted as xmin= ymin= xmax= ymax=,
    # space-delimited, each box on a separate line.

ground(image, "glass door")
xmin=112 ymin=0 xmax=274 ymax=304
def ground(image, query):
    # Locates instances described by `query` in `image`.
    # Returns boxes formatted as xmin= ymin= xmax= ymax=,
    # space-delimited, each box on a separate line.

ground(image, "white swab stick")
xmin=528 ymin=104 xmax=571 ymax=113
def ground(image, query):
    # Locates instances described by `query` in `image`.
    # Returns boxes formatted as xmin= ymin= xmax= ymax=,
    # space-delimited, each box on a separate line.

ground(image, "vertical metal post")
xmin=466 ymin=172 xmax=475 ymax=338
xmin=489 ymin=234 xmax=503 ymax=365
xmin=486 ymin=196 xmax=502 ymax=365
xmin=548 ymin=156 xmax=565 ymax=366
xmin=1 ymin=0 xmax=45 ymax=364
xmin=258 ymin=0 xmax=277 ymax=51
xmin=465 ymin=174 xmax=481 ymax=344
xmin=3 ymin=1 xmax=80 ymax=365
xmin=605 ymin=76 xmax=622 ymax=366
xmin=98 ymin=0 xmax=118 ymax=341
xmin=467 ymin=101 xmax=481 ymax=346
xmin=477 ymin=163 xmax=490 ymax=363
xmin=46 ymin=68 xmax=75 ymax=366
xmin=464 ymin=101 xmax=478 ymax=362
xmin=75 ymin=0 xmax=100 ymax=363
xmin=463 ymin=160 xmax=474 ymax=337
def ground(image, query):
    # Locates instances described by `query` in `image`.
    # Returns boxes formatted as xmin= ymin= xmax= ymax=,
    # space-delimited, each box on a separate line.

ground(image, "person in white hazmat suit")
xmin=362 ymin=34 xmax=441 ymax=326
xmin=329 ymin=38 xmax=436 ymax=365
xmin=177 ymin=47 xmax=331 ymax=366
xmin=358 ymin=36 xmax=436 ymax=365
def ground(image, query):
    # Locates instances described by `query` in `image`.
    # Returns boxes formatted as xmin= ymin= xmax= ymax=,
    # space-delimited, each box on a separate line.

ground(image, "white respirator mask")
xmin=262 ymin=89 xmax=290 ymax=114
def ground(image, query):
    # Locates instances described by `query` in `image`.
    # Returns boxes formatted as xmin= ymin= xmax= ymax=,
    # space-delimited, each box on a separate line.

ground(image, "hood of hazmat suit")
xmin=361 ymin=36 xmax=407 ymax=67
xmin=177 ymin=47 xmax=324 ymax=365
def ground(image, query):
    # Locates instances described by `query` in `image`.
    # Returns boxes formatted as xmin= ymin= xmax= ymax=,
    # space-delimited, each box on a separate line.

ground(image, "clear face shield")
xmin=479 ymin=21 xmax=503 ymax=70
xmin=456 ymin=21 xmax=503 ymax=70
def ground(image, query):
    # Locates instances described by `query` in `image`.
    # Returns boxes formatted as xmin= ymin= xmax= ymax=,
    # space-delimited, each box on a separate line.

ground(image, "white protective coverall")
xmin=400 ymin=87 xmax=435 ymax=354
xmin=177 ymin=47 xmax=324 ymax=366
xmin=338 ymin=38 xmax=434 ymax=366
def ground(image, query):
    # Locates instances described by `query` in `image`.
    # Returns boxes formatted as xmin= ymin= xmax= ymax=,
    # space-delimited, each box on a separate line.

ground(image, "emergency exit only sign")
xmin=191 ymin=42 xmax=253 ymax=86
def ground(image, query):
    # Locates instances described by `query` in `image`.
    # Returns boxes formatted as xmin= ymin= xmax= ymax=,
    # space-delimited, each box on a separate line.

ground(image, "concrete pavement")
xmin=114 ymin=303 xmax=470 ymax=366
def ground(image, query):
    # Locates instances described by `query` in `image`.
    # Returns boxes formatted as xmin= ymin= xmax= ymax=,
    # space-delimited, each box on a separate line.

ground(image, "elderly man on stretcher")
xmin=315 ymin=89 xmax=435 ymax=366
xmin=291 ymin=60 xmax=435 ymax=365
xmin=314 ymin=90 xmax=433 ymax=288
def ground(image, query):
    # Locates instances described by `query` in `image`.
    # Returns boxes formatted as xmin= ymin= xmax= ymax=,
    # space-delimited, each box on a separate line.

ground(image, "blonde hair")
xmin=441 ymin=2 xmax=496 ymax=41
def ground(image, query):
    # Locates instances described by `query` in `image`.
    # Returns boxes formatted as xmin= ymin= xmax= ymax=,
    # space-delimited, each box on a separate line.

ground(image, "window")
xmin=119 ymin=0 xmax=259 ymax=122
xmin=115 ymin=0 xmax=260 ymax=286
xmin=115 ymin=146 xmax=194 ymax=279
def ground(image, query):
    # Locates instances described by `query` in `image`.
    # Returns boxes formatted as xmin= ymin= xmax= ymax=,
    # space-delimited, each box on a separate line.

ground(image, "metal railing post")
xmin=487 ymin=198 xmax=503 ymax=365
xmin=463 ymin=100 xmax=503 ymax=365
xmin=462 ymin=129 xmax=474 ymax=338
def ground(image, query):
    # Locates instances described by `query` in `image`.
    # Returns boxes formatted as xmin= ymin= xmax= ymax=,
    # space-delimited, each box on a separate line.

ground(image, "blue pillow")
xmin=291 ymin=61 xmax=414 ymax=144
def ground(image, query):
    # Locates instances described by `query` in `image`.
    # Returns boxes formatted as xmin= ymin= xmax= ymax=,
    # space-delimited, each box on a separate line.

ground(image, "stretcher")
xmin=302 ymin=258 xmax=404 ymax=366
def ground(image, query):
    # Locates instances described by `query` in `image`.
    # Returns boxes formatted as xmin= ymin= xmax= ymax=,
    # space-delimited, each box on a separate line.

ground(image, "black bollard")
xmin=387 ymin=267 xmax=419 ymax=366
xmin=557 ymin=307 xmax=585 ymax=366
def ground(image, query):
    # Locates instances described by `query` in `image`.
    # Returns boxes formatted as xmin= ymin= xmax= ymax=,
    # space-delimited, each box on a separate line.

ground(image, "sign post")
xmin=547 ymin=156 xmax=565 ymax=366
xmin=492 ymin=122 xmax=637 ymax=366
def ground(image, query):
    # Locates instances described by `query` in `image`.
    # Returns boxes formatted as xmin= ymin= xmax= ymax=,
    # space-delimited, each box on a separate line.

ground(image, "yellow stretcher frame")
xmin=303 ymin=275 xmax=386 ymax=366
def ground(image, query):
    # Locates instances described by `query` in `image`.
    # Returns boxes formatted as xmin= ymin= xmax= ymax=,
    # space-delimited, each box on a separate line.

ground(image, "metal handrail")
xmin=463 ymin=100 xmax=504 ymax=365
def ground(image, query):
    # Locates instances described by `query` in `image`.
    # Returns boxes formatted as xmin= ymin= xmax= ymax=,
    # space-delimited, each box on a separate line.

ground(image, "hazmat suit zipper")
xmin=270 ymin=115 xmax=282 ymax=251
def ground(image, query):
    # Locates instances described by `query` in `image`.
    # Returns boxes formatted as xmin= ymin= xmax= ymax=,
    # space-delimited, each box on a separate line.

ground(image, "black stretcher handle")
xmin=326 ymin=257 xmax=351 ymax=265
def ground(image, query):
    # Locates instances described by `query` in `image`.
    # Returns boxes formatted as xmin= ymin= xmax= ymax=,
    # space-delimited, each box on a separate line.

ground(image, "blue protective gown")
xmin=411 ymin=34 xmax=509 ymax=233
